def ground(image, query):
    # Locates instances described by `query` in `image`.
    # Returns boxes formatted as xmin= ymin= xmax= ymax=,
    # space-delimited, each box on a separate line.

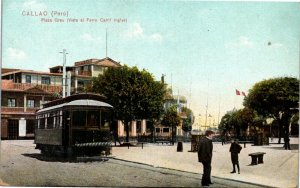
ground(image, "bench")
xmin=155 ymin=140 xmax=172 ymax=145
xmin=155 ymin=137 xmax=172 ymax=145
xmin=249 ymin=152 xmax=266 ymax=165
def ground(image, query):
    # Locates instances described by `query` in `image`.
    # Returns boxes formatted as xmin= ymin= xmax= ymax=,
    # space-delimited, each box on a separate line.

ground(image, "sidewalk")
xmin=111 ymin=138 xmax=299 ymax=188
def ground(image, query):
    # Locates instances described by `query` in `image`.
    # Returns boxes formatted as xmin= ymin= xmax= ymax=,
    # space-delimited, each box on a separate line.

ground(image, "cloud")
xmin=225 ymin=36 xmax=254 ymax=48
xmin=80 ymin=33 xmax=102 ymax=42
xmin=124 ymin=22 xmax=144 ymax=38
xmin=7 ymin=48 xmax=28 ymax=61
xmin=22 ymin=0 xmax=47 ymax=10
xmin=123 ymin=22 xmax=163 ymax=42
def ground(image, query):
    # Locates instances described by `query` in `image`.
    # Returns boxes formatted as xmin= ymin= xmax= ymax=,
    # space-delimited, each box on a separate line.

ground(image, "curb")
xmin=111 ymin=157 xmax=273 ymax=188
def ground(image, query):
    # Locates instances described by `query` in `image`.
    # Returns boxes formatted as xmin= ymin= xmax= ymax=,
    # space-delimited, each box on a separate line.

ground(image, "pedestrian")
xmin=111 ymin=130 xmax=121 ymax=146
xmin=221 ymin=134 xmax=226 ymax=145
xmin=198 ymin=130 xmax=214 ymax=186
xmin=229 ymin=138 xmax=242 ymax=174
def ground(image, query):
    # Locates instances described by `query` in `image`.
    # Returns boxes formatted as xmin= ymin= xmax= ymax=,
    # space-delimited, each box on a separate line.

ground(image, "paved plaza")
xmin=0 ymin=138 xmax=298 ymax=187
xmin=111 ymin=137 xmax=299 ymax=188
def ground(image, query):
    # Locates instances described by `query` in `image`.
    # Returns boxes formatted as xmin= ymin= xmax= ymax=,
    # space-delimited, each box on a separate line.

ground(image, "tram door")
xmin=8 ymin=119 xmax=19 ymax=140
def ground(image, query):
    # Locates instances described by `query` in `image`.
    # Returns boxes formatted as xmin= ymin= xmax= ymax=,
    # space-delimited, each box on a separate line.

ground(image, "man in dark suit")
xmin=198 ymin=130 xmax=214 ymax=186
xmin=229 ymin=138 xmax=242 ymax=174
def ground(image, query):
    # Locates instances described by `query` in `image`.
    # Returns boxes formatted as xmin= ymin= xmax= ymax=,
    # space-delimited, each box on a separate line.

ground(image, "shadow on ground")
xmin=22 ymin=153 xmax=110 ymax=163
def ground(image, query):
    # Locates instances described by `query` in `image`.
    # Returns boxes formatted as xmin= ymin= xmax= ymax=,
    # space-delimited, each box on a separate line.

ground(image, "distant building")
xmin=49 ymin=57 xmax=121 ymax=93
xmin=156 ymin=82 xmax=189 ymax=138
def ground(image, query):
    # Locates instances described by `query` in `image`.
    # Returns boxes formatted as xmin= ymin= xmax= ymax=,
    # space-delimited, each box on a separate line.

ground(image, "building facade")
xmin=1 ymin=70 xmax=62 ymax=139
xmin=1 ymin=58 xmax=122 ymax=139
xmin=1 ymin=57 xmax=189 ymax=140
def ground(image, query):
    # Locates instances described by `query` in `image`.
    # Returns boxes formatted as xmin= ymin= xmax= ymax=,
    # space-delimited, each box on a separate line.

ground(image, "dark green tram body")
xmin=35 ymin=94 xmax=113 ymax=157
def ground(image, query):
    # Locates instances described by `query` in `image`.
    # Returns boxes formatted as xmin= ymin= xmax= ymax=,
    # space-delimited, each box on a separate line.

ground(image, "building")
xmin=156 ymin=83 xmax=189 ymax=138
xmin=49 ymin=57 xmax=121 ymax=93
xmin=1 ymin=57 xmax=189 ymax=141
xmin=1 ymin=57 xmax=122 ymax=139
xmin=1 ymin=69 xmax=62 ymax=139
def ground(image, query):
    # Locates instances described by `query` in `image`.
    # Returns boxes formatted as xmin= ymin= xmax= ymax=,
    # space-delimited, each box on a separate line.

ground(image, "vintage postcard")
xmin=1 ymin=0 xmax=299 ymax=187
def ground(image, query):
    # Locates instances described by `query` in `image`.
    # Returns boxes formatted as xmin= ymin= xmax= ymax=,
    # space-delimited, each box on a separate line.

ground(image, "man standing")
xmin=198 ymin=130 xmax=214 ymax=186
xmin=229 ymin=138 xmax=242 ymax=174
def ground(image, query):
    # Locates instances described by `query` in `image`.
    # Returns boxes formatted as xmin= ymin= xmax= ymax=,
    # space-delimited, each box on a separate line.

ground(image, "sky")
xmin=2 ymin=0 xmax=300 ymax=128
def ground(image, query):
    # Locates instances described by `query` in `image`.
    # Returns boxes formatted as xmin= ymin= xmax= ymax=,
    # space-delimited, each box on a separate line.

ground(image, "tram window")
xmin=101 ymin=111 xmax=111 ymax=128
xmin=72 ymin=111 xmax=86 ymax=127
xmin=59 ymin=115 xmax=63 ymax=127
xmin=87 ymin=110 xmax=100 ymax=127
xmin=163 ymin=128 xmax=170 ymax=133
xmin=47 ymin=113 xmax=54 ymax=129
xmin=39 ymin=118 xmax=45 ymax=129
xmin=55 ymin=114 xmax=60 ymax=128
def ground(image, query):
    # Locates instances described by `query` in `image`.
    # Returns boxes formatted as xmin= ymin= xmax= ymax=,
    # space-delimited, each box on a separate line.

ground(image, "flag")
xmin=235 ymin=89 xmax=240 ymax=95
xmin=242 ymin=91 xmax=246 ymax=97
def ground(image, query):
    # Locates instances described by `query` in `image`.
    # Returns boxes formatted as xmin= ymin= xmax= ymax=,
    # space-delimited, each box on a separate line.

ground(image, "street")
xmin=0 ymin=140 xmax=264 ymax=187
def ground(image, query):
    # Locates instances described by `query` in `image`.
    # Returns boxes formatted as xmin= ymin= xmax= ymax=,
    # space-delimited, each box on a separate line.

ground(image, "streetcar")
xmin=35 ymin=93 xmax=114 ymax=157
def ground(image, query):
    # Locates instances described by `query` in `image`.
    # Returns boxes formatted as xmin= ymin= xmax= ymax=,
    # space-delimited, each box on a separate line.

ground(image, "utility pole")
xmin=60 ymin=49 xmax=68 ymax=98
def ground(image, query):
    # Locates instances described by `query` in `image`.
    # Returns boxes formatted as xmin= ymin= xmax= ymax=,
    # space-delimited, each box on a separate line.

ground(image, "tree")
xmin=236 ymin=108 xmax=256 ymax=136
xmin=219 ymin=110 xmax=240 ymax=137
xmin=244 ymin=77 xmax=299 ymax=149
xmin=219 ymin=112 xmax=231 ymax=132
xmin=219 ymin=108 xmax=256 ymax=138
xmin=91 ymin=65 xmax=166 ymax=142
xmin=161 ymin=106 xmax=181 ymax=144
xmin=181 ymin=106 xmax=194 ymax=132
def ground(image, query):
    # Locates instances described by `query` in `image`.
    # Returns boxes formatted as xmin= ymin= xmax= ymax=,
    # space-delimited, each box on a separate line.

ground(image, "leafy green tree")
xmin=161 ymin=106 xmax=181 ymax=144
xmin=219 ymin=108 xmax=255 ymax=137
xmin=161 ymin=107 xmax=181 ymax=128
xmin=219 ymin=110 xmax=236 ymax=135
xmin=236 ymin=108 xmax=256 ymax=135
xmin=91 ymin=65 xmax=166 ymax=142
xmin=181 ymin=107 xmax=194 ymax=132
xmin=244 ymin=77 xmax=299 ymax=149
xmin=219 ymin=112 xmax=231 ymax=131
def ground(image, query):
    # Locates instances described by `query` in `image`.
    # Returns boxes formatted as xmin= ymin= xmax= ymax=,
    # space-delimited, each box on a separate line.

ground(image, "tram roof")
xmin=42 ymin=93 xmax=108 ymax=108
xmin=37 ymin=99 xmax=113 ymax=113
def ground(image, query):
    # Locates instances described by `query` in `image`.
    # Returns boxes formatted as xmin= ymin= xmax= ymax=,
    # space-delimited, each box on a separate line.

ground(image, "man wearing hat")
xmin=229 ymin=138 xmax=242 ymax=174
xmin=198 ymin=130 xmax=214 ymax=186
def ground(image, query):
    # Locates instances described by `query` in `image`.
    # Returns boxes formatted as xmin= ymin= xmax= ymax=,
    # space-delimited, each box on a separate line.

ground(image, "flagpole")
xmin=234 ymin=89 xmax=236 ymax=110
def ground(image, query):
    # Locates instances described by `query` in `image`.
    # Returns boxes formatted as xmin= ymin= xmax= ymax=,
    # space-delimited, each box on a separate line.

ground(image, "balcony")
xmin=77 ymin=70 xmax=92 ymax=76
xmin=1 ymin=107 xmax=40 ymax=115
xmin=2 ymin=80 xmax=62 ymax=93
